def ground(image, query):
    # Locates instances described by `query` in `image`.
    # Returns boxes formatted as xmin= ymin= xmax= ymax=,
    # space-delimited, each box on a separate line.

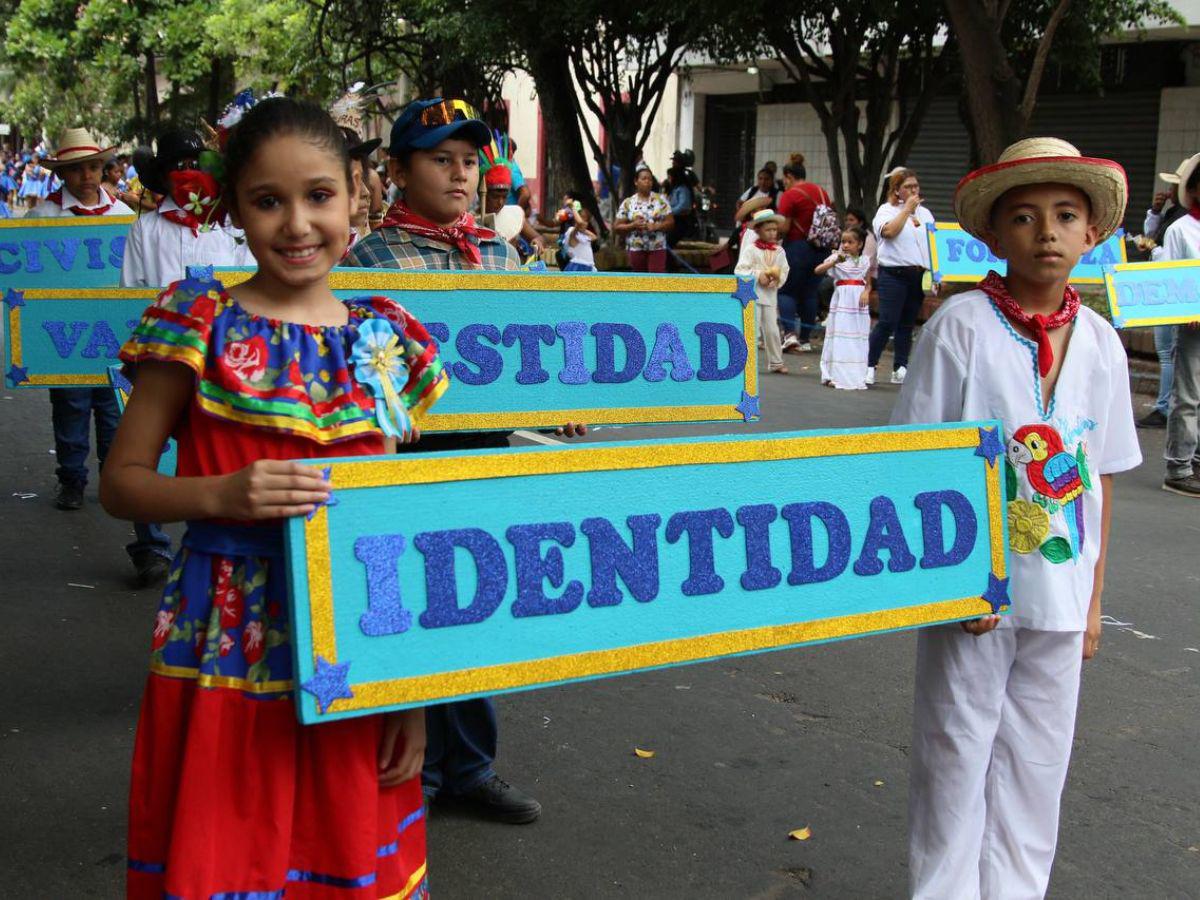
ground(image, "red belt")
xmin=836 ymin=279 xmax=865 ymax=286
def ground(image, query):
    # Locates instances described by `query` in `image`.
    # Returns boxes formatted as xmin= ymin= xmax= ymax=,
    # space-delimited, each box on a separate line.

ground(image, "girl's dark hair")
xmin=843 ymin=225 xmax=867 ymax=247
xmin=223 ymin=96 xmax=352 ymax=195
xmin=845 ymin=206 xmax=867 ymax=225
xmin=103 ymin=159 xmax=122 ymax=180
xmin=783 ymin=152 xmax=806 ymax=181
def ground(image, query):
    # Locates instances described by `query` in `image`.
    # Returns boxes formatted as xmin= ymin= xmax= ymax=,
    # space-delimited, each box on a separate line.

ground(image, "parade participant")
xmin=102 ymin=96 xmax=443 ymax=899
xmin=346 ymin=97 xmax=583 ymax=824
xmin=614 ymin=165 xmax=673 ymax=272
xmin=892 ymin=137 xmax=1140 ymax=899
xmin=866 ymin=167 xmax=935 ymax=385
xmin=776 ymin=153 xmax=834 ymax=353
xmin=331 ymin=84 xmax=384 ymax=244
xmin=120 ymin=127 xmax=252 ymax=287
xmin=735 ymin=208 xmax=790 ymax=373
xmin=562 ymin=202 xmax=599 ymax=271
xmin=1159 ymin=153 xmax=1200 ymax=497
xmin=479 ymin=150 xmax=546 ymax=256
xmin=18 ymin=153 xmax=51 ymax=209
xmin=815 ymin=225 xmax=872 ymax=390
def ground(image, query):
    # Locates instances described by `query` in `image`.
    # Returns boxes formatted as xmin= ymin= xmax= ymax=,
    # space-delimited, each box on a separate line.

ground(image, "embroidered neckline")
xmin=987 ymin=297 xmax=1076 ymax=422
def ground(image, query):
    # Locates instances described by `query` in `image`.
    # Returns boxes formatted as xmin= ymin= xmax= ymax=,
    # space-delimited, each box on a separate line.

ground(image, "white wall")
xmin=754 ymin=102 xmax=842 ymax=191
xmin=1154 ymin=87 xmax=1200 ymax=196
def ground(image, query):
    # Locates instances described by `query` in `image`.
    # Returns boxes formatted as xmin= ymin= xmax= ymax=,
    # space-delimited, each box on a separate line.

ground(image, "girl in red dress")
xmin=101 ymin=97 xmax=446 ymax=899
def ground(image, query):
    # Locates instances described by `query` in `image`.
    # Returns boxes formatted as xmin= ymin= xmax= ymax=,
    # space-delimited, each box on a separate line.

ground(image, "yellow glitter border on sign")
xmin=0 ymin=215 xmax=137 ymax=230
xmin=1104 ymin=258 xmax=1200 ymax=328
xmin=928 ymin=222 xmax=1124 ymax=285
xmin=300 ymin=426 xmax=1007 ymax=714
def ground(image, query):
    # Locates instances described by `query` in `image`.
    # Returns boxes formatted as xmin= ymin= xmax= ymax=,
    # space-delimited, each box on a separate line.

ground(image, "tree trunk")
xmin=144 ymin=52 xmax=160 ymax=138
xmin=525 ymin=46 xmax=601 ymax=226
xmin=943 ymin=0 xmax=1025 ymax=164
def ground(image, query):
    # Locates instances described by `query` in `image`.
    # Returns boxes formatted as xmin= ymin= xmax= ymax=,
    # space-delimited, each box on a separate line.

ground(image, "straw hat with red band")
xmin=1157 ymin=152 xmax=1200 ymax=208
xmin=953 ymin=137 xmax=1128 ymax=243
xmin=43 ymin=128 xmax=116 ymax=169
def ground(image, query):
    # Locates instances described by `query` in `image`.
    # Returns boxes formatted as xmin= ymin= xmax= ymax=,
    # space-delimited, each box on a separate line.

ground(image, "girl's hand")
xmin=758 ymin=272 xmax=773 ymax=287
xmin=961 ymin=615 xmax=1001 ymax=636
xmin=859 ymin=289 xmax=870 ymax=307
xmin=216 ymin=459 xmax=331 ymax=520
xmin=555 ymin=422 xmax=588 ymax=438
xmin=399 ymin=426 xmax=421 ymax=445
xmin=378 ymin=709 xmax=426 ymax=788
xmin=1083 ymin=601 xmax=1102 ymax=660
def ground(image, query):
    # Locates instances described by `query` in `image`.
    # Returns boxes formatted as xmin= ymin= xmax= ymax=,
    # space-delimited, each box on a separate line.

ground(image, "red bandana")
xmin=978 ymin=271 xmax=1079 ymax=378
xmin=754 ymin=239 xmax=780 ymax=251
xmin=47 ymin=188 xmax=113 ymax=216
xmin=378 ymin=201 xmax=496 ymax=266
xmin=161 ymin=170 xmax=226 ymax=236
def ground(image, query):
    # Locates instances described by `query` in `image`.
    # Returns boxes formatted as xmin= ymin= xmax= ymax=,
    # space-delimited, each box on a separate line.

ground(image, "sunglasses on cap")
xmin=418 ymin=99 xmax=481 ymax=128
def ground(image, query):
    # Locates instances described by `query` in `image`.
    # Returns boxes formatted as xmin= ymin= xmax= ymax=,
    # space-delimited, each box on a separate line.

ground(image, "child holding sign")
xmin=735 ymin=208 xmax=790 ymax=373
xmin=101 ymin=97 xmax=445 ymax=899
xmin=892 ymin=138 xmax=1141 ymax=898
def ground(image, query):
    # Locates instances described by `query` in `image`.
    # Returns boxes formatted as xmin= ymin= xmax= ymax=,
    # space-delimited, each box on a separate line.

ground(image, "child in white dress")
xmin=815 ymin=226 xmax=872 ymax=389
xmin=735 ymin=209 xmax=791 ymax=373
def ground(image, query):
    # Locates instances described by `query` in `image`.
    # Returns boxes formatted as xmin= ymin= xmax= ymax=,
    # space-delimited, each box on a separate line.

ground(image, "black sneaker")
xmin=1162 ymin=473 xmax=1200 ymax=498
xmin=455 ymin=775 xmax=541 ymax=824
xmin=54 ymin=482 xmax=85 ymax=511
xmin=1137 ymin=409 xmax=1168 ymax=429
xmin=133 ymin=553 xmax=171 ymax=589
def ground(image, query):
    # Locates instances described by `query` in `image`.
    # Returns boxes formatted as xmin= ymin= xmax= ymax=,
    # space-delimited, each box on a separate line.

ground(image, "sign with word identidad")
xmin=926 ymin=222 xmax=1126 ymax=285
xmin=5 ymin=270 xmax=761 ymax=432
xmin=0 ymin=216 xmax=132 ymax=292
xmin=1103 ymin=258 xmax=1200 ymax=328
xmin=286 ymin=422 xmax=1011 ymax=723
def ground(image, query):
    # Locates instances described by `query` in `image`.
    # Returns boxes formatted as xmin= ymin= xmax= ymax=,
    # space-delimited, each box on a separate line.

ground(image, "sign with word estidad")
xmin=106 ymin=364 xmax=177 ymax=477
xmin=926 ymin=222 xmax=1127 ymax=285
xmin=1103 ymin=258 xmax=1200 ymax=328
xmin=0 ymin=215 xmax=132 ymax=292
xmin=286 ymin=422 xmax=1011 ymax=723
xmin=6 ymin=269 xmax=760 ymax=434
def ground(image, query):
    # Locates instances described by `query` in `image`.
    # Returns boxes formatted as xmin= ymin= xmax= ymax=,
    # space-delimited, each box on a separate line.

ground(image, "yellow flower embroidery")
xmin=1007 ymin=499 xmax=1050 ymax=554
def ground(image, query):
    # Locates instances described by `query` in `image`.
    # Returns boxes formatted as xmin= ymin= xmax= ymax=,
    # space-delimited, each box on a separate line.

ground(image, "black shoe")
xmin=54 ymin=482 xmax=85 ymax=511
xmin=456 ymin=775 xmax=541 ymax=824
xmin=1162 ymin=473 xmax=1200 ymax=498
xmin=133 ymin=553 xmax=171 ymax=589
xmin=1137 ymin=409 xmax=1168 ymax=429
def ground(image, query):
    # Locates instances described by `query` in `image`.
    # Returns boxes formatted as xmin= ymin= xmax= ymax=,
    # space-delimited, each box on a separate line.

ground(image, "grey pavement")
xmin=1 ymin=343 xmax=1197 ymax=898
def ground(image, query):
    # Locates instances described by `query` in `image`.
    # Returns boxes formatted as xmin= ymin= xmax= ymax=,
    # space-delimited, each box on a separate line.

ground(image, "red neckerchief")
xmin=978 ymin=271 xmax=1080 ymax=378
xmin=754 ymin=239 xmax=780 ymax=251
xmin=161 ymin=170 xmax=226 ymax=236
xmin=46 ymin=188 xmax=113 ymax=216
xmin=378 ymin=201 xmax=496 ymax=266
xmin=1190 ymin=201 xmax=1200 ymax=221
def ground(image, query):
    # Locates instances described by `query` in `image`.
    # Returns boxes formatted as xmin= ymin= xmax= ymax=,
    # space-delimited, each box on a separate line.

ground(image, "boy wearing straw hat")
xmin=27 ymin=127 xmax=134 ymax=219
xmin=892 ymin=138 xmax=1141 ymax=899
xmin=735 ymin=208 xmax=790 ymax=373
xmin=1157 ymin=154 xmax=1200 ymax=497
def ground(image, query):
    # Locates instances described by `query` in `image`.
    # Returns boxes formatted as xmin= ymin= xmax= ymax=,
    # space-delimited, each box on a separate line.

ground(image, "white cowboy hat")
xmin=1157 ymin=153 xmax=1200 ymax=208
xmin=954 ymin=137 xmax=1128 ymax=242
xmin=43 ymin=128 xmax=115 ymax=169
xmin=749 ymin=208 xmax=786 ymax=230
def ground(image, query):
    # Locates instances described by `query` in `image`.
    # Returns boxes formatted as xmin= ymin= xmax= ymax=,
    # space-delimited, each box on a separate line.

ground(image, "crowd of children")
xmin=11 ymin=82 xmax=1189 ymax=897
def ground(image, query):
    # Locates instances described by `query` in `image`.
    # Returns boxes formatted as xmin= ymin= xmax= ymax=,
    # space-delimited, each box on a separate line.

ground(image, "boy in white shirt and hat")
xmin=892 ymin=137 xmax=1141 ymax=899
xmin=27 ymin=129 xmax=170 ymax=586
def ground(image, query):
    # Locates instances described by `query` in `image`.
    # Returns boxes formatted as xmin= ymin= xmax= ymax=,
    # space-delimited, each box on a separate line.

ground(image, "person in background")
xmin=665 ymin=153 xmax=696 ymax=247
xmin=867 ymin=167 xmax=935 ymax=386
xmin=776 ymin=153 xmax=833 ymax=353
xmin=562 ymin=203 xmax=599 ymax=271
xmin=499 ymin=134 xmax=533 ymax=216
xmin=614 ymin=165 xmax=673 ymax=272
xmin=735 ymin=208 xmax=790 ymax=374
xmin=735 ymin=168 xmax=780 ymax=227
xmin=1137 ymin=156 xmax=1195 ymax=429
xmin=815 ymin=225 xmax=872 ymax=390
xmin=18 ymin=153 xmax=50 ymax=209
xmin=481 ymin=162 xmax=544 ymax=257
xmin=594 ymin=159 xmax=622 ymax=224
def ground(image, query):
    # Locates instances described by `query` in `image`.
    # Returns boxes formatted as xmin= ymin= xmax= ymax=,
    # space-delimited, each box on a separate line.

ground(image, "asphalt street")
xmin=1 ymin=345 xmax=1197 ymax=898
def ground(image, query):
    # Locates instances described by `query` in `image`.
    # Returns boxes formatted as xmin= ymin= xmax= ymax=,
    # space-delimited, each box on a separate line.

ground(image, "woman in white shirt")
xmin=867 ymin=168 xmax=934 ymax=385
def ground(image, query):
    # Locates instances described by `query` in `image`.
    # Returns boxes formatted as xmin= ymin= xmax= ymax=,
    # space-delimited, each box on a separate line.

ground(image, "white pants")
xmin=756 ymin=301 xmax=783 ymax=368
xmin=909 ymin=624 xmax=1084 ymax=900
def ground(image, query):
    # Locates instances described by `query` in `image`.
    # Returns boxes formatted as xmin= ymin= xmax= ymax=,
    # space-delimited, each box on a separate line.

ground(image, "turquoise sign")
xmin=1103 ymin=259 xmax=1200 ymax=328
xmin=5 ymin=270 xmax=761 ymax=433
xmin=285 ymin=423 xmax=1010 ymax=723
xmin=926 ymin=222 xmax=1126 ymax=285
xmin=0 ymin=216 xmax=132 ymax=291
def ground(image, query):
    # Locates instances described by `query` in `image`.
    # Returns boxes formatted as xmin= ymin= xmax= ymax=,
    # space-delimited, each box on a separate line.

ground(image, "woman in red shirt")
xmin=776 ymin=154 xmax=832 ymax=352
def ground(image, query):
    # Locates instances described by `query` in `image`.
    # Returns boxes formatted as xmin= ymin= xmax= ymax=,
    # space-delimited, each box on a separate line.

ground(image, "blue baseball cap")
xmin=388 ymin=98 xmax=492 ymax=156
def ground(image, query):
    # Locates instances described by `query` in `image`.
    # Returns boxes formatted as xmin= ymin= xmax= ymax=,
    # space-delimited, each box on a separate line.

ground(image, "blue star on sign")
xmin=982 ymin=572 xmax=1010 ymax=614
xmin=7 ymin=364 xmax=29 ymax=386
xmin=306 ymin=465 xmax=340 ymax=521
xmin=732 ymin=276 xmax=757 ymax=308
xmin=974 ymin=426 xmax=1005 ymax=468
xmin=735 ymin=390 xmax=760 ymax=423
xmin=3 ymin=289 xmax=25 ymax=308
xmin=301 ymin=655 xmax=354 ymax=714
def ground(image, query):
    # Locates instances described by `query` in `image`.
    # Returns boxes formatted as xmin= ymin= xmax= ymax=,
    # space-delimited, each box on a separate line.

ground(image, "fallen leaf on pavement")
xmin=634 ymin=748 xmax=655 ymax=759
xmin=873 ymin=780 xmax=885 ymax=787
xmin=788 ymin=826 xmax=812 ymax=841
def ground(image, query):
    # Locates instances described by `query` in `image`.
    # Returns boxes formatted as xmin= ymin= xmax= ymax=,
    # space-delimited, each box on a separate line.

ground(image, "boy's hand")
xmin=1083 ymin=597 xmax=1102 ymax=660
xmin=961 ymin=614 xmax=1001 ymax=636
xmin=378 ymin=709 xmax=426 ymax=787
xmin=1151 ymin=190 xmax=1171 ymax=213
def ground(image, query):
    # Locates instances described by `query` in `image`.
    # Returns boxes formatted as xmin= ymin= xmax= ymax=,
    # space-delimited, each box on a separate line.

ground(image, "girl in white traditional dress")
xmin=815 ymin=226 xmax=872 ymax=389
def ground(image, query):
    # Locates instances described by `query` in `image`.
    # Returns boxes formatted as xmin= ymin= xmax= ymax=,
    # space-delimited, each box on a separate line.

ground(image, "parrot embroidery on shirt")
xmin=1005 ymin=423 xmax=1092 ymax=562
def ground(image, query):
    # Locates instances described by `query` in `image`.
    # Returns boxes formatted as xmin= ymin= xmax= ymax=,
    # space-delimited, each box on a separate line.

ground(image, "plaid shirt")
xmin=344 ymin=226 xmax=521 ymax=271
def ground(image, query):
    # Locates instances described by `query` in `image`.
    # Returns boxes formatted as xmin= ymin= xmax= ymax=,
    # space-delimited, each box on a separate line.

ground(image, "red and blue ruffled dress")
xmin=118 ymin=272 xmax=447 ymax=899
